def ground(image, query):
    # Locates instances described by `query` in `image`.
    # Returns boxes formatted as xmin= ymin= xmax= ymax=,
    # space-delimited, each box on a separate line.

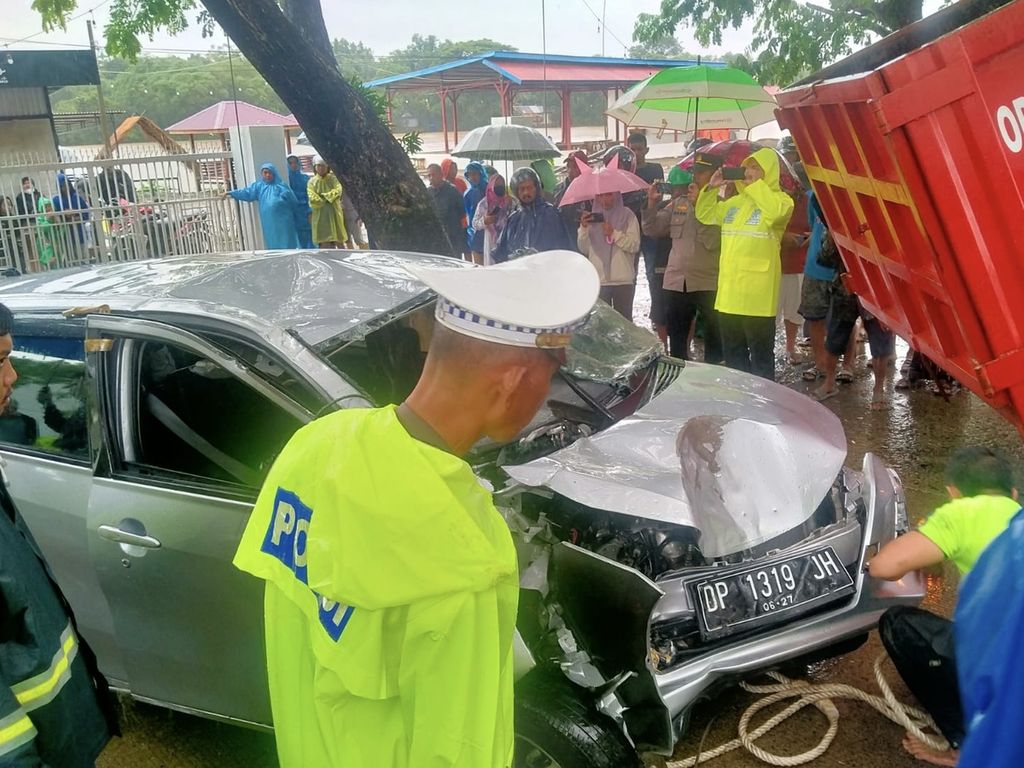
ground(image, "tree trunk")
xmin=200 ymin=0 xmax=455 ymax=256
xmin=279 ymin=0 xmax=334 ymax=64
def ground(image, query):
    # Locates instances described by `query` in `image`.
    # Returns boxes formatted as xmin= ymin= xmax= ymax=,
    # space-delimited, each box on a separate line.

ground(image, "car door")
xmin=84 ymin=314 xmax=312 ymax=726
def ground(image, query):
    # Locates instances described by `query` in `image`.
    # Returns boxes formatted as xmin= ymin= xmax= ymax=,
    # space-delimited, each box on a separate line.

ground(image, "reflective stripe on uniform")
xmin=11 ymin=622 xmax=78 ymax=713
xmin=723 ymin=230 xmax=774 ymax=240
xmin=0 ymin=708 xmax=37 ymax=756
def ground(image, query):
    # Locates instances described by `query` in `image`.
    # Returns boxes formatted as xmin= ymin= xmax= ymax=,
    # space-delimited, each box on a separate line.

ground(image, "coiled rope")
xmin=667 ymin=654 xmax=950 ymax=767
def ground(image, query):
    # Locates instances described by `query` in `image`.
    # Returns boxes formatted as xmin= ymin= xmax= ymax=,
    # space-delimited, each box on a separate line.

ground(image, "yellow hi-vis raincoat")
xmin=695 ymin=147 xmax=795 ymax=317
xmin=233 ymin=405 xmax=519 ymax=768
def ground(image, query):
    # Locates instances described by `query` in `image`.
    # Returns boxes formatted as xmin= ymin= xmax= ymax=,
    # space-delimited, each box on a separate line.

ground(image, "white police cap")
xmin=405 ymin=250 xmax=600 ymax=349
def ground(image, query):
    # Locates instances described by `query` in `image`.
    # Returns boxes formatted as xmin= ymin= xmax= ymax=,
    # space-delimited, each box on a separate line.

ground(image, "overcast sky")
xmin=5 ymin=0 xmax=755 ymax=58
xmin=5 ymin=0 xmax=945 ymax=61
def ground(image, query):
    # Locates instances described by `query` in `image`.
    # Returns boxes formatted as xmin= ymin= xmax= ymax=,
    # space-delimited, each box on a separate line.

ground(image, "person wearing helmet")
xmin=492 ymin=167 xmax=572 ymax=262
xmin=643 ymin=165 xmax=723 ymax=361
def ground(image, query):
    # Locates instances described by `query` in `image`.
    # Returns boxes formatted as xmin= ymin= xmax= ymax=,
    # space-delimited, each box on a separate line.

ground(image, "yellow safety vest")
xmin=696 ymin=147 xmax=795 ymax=317
xmin=233 ymin=405 xmax=519 ymax=767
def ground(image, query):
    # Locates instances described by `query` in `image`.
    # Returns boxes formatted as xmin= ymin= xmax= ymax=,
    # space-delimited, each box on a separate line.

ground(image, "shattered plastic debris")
xmin=564 ymin=301 xmax=663 ymax=385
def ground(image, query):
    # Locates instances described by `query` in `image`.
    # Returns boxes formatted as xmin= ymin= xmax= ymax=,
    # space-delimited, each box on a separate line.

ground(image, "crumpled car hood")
xmin=505 ymin=362 xmax=847 ymax=558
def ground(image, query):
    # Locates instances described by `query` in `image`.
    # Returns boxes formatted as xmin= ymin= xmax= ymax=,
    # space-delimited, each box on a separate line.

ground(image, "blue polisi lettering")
xmin=261 ymin=488 xmax=313 ymax=585
xmin=723 ymin=207 xmax=739 ymax=224
xmin=317 ymin=595 xmax=355 ymax=642
xmin=745 ymin=209 xmax=762 ymax=226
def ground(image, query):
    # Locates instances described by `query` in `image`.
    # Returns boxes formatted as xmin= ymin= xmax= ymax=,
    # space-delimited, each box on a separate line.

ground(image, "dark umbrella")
xmin=676 ymin=139 xmax=803 ymax=195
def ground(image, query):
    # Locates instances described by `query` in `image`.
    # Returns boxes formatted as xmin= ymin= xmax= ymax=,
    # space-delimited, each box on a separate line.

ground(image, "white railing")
xmin=0 ymin=148 xmax=255 ymax=272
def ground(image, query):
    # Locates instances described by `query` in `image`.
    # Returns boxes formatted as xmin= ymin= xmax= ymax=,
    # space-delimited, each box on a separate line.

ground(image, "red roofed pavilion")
xmin=167 ymin=100 xmax=299 ymax=150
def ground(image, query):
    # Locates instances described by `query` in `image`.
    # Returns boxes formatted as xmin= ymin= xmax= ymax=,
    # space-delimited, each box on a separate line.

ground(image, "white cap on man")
xmin=405 ymin=250 xmax=600 ymax=349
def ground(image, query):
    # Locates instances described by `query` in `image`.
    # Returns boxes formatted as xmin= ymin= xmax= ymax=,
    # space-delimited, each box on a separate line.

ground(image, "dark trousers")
xmin=600 ymin=284 xmax=636 ymax=321
xmin=719 ymin=312 xmax=776 ymax=380
xmin=665 ymin=289 xmax=721 ymax=363
xmin=879 ymin=606 xmax=964 ymax=747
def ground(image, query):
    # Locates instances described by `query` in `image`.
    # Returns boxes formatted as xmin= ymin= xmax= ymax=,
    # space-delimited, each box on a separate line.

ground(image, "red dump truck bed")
xmin=776 ymin=0 xmax=1024 ymax=431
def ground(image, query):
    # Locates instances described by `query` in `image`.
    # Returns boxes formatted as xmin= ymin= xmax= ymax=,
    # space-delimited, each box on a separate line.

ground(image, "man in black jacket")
xmin=0 ymin=303 xmax=116 ymax=765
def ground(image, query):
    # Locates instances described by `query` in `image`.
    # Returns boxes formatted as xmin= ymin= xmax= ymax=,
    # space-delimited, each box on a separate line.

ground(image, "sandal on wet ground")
xmin=814 ymin=387 xmax=839 ymax=402
xmin=836 ymin=368 xmax=855 ymax=383
xmin=802 ymin=366 xmax=821 ymax=381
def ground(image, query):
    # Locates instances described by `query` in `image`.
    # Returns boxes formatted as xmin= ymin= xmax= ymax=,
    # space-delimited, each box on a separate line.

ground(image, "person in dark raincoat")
xmin=491 ymin=168 xmax=572 ymax=263
xmin=227 ymin=163 xmax=301 ymax=250
xmin=0 ymin=302 xmax=118 ymax=765
xmin=51 ymin=172 xmax=90 ymax=262
xmin=286 ymin=155 xmax=314 ymax=249
xmin=463 ymin=161 xmax=488 ymax=263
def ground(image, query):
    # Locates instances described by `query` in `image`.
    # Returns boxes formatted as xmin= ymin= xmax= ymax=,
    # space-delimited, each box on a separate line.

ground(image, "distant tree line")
xmin=50 ymin=32 xmax=736 ymax=145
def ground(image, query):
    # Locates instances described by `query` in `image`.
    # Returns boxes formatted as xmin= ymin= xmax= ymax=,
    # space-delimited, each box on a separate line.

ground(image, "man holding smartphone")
xmin=696 ymin=149 xmax=794 ymax=380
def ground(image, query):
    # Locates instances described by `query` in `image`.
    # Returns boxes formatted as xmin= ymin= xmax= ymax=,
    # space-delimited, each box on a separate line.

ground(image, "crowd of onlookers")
xmin=427 ymin=132 xmax=908 ymax=399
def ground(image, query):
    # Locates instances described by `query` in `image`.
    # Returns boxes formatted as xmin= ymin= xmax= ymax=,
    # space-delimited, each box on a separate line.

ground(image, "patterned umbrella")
xmin=451 ymin=123 xmax=561 ymax=161
xmin=676 ymin=139 xmax=803 ymax=195
xmin=606 ymin=65 xmax=777 ymax=133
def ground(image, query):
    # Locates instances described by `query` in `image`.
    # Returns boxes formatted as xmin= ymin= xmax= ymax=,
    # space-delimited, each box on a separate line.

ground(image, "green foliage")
xmin=627 ymin=34 xmax=694 ymax=59
xmin=634 ymin=0 xmax=925 ymax=85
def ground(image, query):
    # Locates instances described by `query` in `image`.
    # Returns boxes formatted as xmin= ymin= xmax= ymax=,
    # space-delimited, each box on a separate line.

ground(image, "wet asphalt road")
xmin=96 ymin=318 xmax=1024 ymax=768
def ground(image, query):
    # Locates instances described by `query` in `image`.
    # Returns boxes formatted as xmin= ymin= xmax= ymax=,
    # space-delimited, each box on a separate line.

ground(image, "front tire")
xmin=514 ymin=670 xmax=641 ymax=768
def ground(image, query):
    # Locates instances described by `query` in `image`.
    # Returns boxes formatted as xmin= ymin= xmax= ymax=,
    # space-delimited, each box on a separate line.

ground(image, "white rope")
xmin=667 ymin=654 xmax=951 ymax=767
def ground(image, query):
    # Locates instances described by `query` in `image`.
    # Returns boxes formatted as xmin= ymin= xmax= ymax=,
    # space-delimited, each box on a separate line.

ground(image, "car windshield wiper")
xmin=557 ymin=368 xmax=615 ymax=425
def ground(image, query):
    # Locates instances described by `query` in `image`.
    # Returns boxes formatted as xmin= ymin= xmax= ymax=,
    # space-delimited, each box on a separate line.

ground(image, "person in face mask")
xmin=470 ymin=173 xmax=514 ymax=266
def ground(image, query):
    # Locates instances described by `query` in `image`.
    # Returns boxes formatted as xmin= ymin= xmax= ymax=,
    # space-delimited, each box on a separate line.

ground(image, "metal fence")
xmin=0 ymin=146 xmax=253 ymax=273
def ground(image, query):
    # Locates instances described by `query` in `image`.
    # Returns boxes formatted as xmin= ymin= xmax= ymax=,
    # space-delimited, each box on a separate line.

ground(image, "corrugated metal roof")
xmin=166 ymin=101 xmax=298 ymax=134
xmin=365 ymin=51 xmax=720 ymax=90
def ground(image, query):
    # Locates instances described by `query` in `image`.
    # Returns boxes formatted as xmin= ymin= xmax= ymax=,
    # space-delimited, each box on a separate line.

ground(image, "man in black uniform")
xmin=0 ymin=303 xmax=116 ymax=765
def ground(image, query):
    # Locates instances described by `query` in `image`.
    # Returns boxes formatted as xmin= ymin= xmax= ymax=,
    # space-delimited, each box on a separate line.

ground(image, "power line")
xmin=3 ymin=0 xmax=112 ymax=48
xmin=581 ymin=0 xmax=626 ymax=51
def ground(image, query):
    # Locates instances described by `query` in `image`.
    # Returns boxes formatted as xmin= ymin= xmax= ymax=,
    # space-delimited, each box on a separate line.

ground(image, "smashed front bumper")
xmin=557 ymin=452 xmax=925 ymax=755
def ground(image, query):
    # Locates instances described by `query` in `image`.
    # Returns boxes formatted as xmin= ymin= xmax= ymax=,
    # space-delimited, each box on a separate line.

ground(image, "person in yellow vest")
xmin=233 ymin=250 xmax=600 ymax=768
xmin=696 ymin=147 xmax=794 ymax=380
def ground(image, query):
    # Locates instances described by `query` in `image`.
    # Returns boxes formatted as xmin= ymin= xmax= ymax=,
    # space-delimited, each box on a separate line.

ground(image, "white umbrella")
xmin=451 ymin=124 xmax=561 ymax=161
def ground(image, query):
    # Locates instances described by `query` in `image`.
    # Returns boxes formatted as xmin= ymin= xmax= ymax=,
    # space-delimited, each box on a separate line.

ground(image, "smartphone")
xmin=657 ymin=182 xmax=673 ymax=194
xmin=722 ymin=167 xmax=747 ymax=181
xmin=588 ymin=212 xmax=605 ymax=223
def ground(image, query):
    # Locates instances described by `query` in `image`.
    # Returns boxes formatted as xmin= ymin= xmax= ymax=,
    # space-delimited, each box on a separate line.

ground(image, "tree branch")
xmin=199 ymin=0 xmax=453 ymax=255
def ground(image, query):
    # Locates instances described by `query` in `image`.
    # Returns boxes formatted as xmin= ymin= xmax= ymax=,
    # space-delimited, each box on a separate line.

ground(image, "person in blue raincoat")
xmin=463 ymin=161 xmax=488 ymax=263
xmin=285 ymin=155 xmax=314 ymax=249
xmin=226 ymin=162 xmax=302 ymax=249
xmin=955 ymin=505 xmax=1024 ymax=768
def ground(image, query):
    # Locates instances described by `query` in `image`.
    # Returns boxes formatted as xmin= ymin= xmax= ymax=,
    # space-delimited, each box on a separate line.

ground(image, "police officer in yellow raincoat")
xmin=234 ymin=250 xmax=600 ymax=768
xmin=696 ymin=147 xmax=794 ymax=381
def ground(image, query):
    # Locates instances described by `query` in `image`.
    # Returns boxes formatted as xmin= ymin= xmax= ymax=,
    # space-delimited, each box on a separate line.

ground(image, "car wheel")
xmin=514 ymin=670 xmax=641 ymax=768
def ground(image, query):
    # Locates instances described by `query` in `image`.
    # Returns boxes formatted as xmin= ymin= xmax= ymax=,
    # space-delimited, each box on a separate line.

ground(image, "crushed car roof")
xmin=0 ymin=250 xmax=457 ymax=346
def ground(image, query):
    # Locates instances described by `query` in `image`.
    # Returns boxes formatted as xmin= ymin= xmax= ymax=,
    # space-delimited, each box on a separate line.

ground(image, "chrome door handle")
xmin=98 ymin=525 xmax=162 ymax=549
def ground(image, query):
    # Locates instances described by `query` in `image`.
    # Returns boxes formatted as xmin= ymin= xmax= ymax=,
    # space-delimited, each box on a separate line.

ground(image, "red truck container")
xmin=776 ymin=0 xmax=1024 ymax=431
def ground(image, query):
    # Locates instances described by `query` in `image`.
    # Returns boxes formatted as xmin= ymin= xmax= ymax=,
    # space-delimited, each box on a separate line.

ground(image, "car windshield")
xmin=319 ymin=298 xmax=663 ymax=457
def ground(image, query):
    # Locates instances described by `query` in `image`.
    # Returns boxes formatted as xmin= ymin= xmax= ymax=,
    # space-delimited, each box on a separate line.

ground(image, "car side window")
xmin=0 ymin=336 xmax=89 ymax=460
xmin=122 ymin=340 xmax=301 ymax=488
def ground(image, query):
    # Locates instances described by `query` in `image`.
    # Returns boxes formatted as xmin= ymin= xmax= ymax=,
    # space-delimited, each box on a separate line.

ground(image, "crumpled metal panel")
xmin=506 ymin=362 xmax=847 ymax=558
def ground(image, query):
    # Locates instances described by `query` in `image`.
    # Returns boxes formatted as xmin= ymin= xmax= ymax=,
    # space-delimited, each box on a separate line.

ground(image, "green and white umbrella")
xmin=606 ymin=65 xmax=777 ymax=132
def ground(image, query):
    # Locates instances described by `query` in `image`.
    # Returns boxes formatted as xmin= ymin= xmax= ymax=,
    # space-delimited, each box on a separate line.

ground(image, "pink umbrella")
xmin=558 ymin=154 xmax=650 ymax=207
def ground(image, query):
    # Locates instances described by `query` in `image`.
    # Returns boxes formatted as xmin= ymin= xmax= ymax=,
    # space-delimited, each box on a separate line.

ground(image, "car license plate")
xmin=689 ymin=546 xmax=854 ymax=639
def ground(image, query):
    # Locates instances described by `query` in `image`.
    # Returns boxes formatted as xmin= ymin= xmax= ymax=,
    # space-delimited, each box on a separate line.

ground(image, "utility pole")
xmin=601 ymin=0 xmax=607 ymax=57
xmin=86 ymin=19 xmax=114 ymax=158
